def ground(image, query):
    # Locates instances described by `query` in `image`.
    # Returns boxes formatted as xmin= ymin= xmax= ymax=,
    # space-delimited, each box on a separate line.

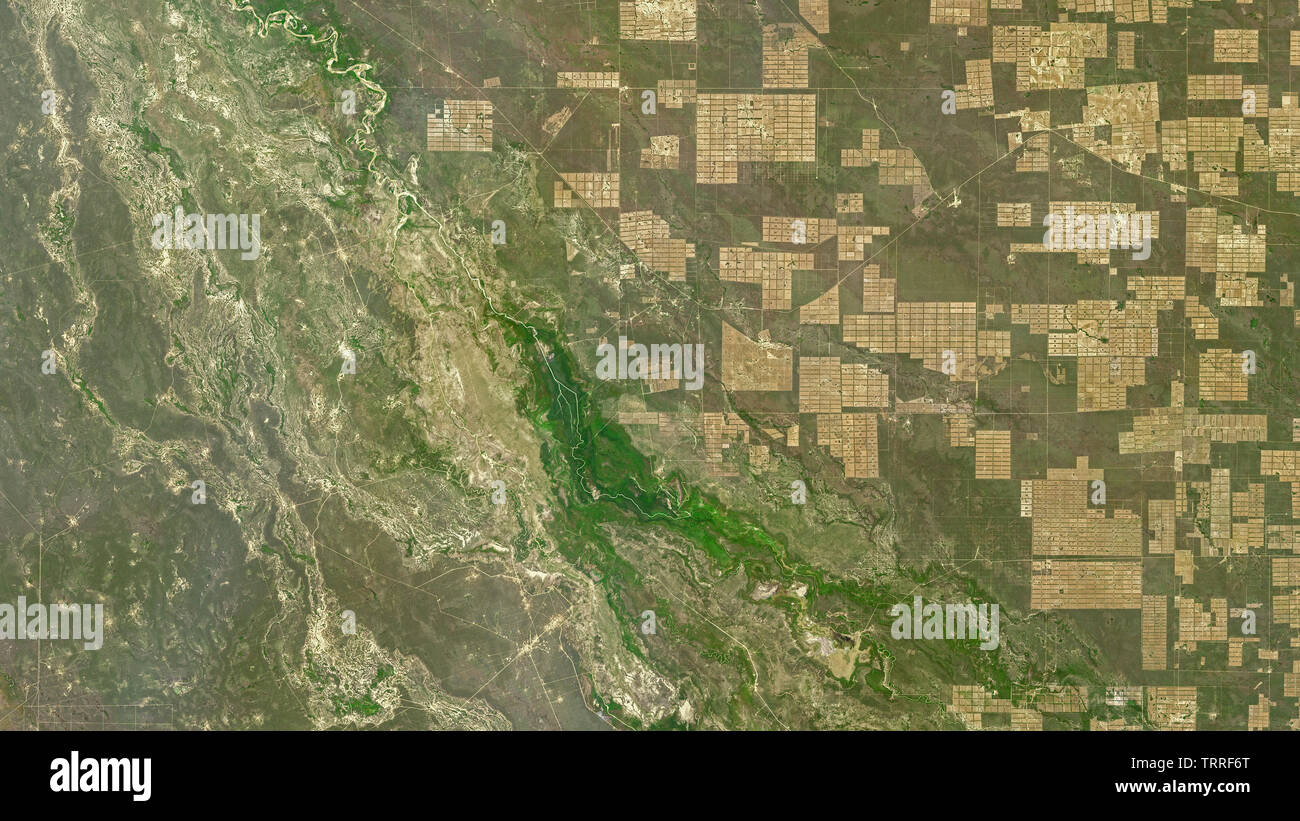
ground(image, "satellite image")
xmin=2 ymin=0 xmax=1300 ymax=738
